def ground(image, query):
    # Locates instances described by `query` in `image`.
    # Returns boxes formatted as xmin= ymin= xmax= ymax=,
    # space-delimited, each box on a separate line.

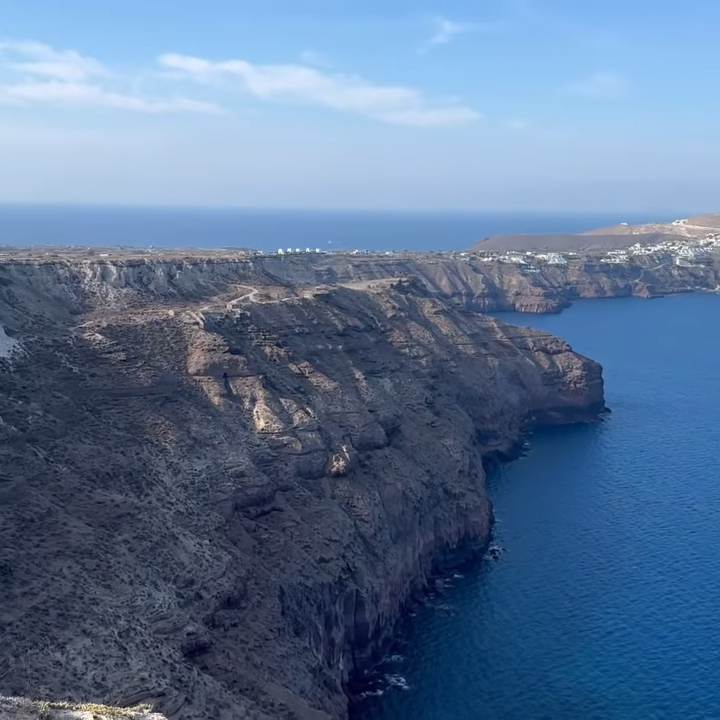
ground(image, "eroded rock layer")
xmin=0 ymin=259 xmax=604 ymax=719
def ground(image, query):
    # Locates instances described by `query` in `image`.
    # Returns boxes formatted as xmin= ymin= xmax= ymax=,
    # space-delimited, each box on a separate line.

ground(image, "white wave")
xmin=387 ymin=674 xmax=411 ymax=691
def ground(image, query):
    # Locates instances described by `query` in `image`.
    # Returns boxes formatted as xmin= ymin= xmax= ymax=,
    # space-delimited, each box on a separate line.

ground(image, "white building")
xmin=601 ymin=250 xmax=630 ymax=264
xmin=537 ymin=253 xmax=567 ymax=266
xmin=502 ymin=252 xmax=527 ymax=264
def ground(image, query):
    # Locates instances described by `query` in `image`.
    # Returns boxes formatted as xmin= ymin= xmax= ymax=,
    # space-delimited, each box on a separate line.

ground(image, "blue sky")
xmin=1 ymin=0 xmax=719 ymax=211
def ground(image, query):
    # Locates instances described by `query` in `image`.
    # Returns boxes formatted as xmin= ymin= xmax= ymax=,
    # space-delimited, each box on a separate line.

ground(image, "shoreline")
xmin=343 ymin=404 xmax=607 ymax=715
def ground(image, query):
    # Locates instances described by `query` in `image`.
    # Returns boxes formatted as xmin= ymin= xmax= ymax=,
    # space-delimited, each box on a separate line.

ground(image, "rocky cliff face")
xmin=258 ymin=252 xmax=720 ymax=312
xmin=2 ymin=248 xmax=716 ymax=319
xmin=0 ymin=258 xmax=605 ymax=720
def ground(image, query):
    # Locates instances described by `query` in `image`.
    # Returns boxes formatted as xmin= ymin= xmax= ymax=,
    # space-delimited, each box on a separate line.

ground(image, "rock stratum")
xmin=0 ymin=252 xmax=607 ymax=719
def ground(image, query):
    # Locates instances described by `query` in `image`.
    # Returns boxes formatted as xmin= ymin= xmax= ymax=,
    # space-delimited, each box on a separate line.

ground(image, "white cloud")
xmin=425 ymin=17 xmax=473 ymax=48
xmin=0 ymin=40 xmax=478 ymax=126
xmin=567 ymin=73 xmax=629 ymax=100
xmin=159 ymin=53 xmax=480 ymax=127
xmin=0 ymin=81 xmax=221 ymax=113
xmin=0 ymin=40 xmax=107 ymax=82
xmin=0 ymin=40 xmax=221 ymax=114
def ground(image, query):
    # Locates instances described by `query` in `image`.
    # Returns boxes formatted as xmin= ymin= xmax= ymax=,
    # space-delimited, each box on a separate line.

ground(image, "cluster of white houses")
xmin=471 ymin=250 xmax=569 ymax=267
xmin=277 ymin=247 xmax=324 ymax=255
xmin=269 ymin=232 xmax=720 ymax=267
xmin=623 ymin=235 xmax=720 ymax=266
xmin=470 ymin=235 xmax=720 ymax=270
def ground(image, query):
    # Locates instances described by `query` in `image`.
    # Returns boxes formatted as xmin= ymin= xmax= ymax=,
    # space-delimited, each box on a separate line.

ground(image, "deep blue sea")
xmin=0 ymin=205 xmax=673 ymax=252
xmin=356 ymin=293 xmax=720 ymax=720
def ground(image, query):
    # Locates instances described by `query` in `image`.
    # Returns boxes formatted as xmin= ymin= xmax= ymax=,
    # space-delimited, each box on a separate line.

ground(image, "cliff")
xmin=5 ymin=244 xmax=716 ymax=320
xmin=0 ymin=257 xmax=604 ymax=719
xmin=259 ymin=251 xmax=720 ymax=312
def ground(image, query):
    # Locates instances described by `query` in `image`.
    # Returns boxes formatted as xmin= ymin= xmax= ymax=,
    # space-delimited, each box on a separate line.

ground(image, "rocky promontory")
xmin=0 ymin=254 xmax=605 ymax=719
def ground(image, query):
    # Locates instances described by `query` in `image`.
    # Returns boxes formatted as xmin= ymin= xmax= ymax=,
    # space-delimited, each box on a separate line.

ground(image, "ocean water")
xmin=355 ymin=293 xmax=720 ymax=720
xmin=0 ymin=205 xmax=669 ymax=253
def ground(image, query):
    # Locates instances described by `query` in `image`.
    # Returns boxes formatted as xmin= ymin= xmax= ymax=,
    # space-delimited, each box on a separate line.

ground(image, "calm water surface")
xmin=358 ymin=293 xmax=720 ymax=720
xmin=0 ymin=206 xmax=668 ymax=252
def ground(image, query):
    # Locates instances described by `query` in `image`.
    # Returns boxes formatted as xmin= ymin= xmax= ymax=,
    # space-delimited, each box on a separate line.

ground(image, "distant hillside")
xmin=470 ymin=231 xmax=675 ymax=252
xmin=471 ymin=212 xmax=720 ymax=252
xmin=688 ymin=212 xmax=720 ymax=228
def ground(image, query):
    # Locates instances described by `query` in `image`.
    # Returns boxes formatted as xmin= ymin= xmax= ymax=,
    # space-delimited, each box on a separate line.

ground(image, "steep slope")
xmin=0 ymin=259 xmax=604 ymax=719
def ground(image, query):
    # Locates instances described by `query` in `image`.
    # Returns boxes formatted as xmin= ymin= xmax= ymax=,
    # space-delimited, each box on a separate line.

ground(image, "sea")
xmin=0 ymin=205 xmax=674 ymax=252
xmin=354 ymin=292 xmax=720 ymax=720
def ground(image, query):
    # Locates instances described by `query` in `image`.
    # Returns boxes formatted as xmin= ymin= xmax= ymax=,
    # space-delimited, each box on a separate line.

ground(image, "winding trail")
xmin=225 ymin=287 xmax=260 ymax=310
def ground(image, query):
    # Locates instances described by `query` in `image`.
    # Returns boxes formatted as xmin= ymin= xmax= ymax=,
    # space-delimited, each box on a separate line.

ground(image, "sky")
xmin=0 ymin=0 xmax=719 ymax=212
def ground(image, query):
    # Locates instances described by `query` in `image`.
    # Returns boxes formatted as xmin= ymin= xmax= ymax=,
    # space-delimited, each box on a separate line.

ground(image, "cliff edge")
xmin=0 ymin=259 xmax=604 ymax=719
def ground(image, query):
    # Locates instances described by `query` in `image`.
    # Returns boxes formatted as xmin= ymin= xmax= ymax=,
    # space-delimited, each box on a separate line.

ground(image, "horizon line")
xmin=0 ymin=201 xmax=694 ymax=217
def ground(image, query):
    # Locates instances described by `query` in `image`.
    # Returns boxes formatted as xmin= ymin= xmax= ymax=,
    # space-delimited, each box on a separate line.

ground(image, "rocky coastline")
xmin=345 ymin=397 xmax=607 ymax=709
xmin=1 ymin=253 xmax=607 ymax=719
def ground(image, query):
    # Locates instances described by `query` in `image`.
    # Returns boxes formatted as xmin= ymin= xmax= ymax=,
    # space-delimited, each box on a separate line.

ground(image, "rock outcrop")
xmin=0 ymin=697 xmax=165 ymax=720
xmin=0 ymin=257 xmax=605 ymax=719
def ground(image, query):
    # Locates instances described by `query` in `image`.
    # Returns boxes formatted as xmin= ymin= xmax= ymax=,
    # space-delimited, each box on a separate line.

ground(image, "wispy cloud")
xmin=159 ymin=53 xmax=480 ymax=127
xmin=0 ymin=82 xmax=221 ymax=113
xmin=0 ymin=41 xmax=221 ymax=114
xmin=0 ymin=40 xmax=106 ymax=82
xmin=421 ymin=17 xmax=474 ymax=52
xmin=566 ymin=73 xmax=629 ymax=100
xmin=429 ymin=18 xmax=472 ymax=46
xmin=0 ymin=41 xmax=480 ymax=126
